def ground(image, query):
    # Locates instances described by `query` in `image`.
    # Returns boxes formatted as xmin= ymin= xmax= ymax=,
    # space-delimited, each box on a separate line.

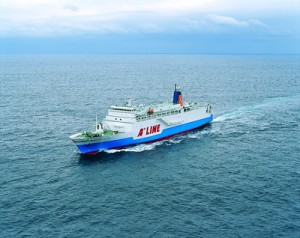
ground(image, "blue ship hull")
xmin=77 ymin=115 xmax=213 ymax=154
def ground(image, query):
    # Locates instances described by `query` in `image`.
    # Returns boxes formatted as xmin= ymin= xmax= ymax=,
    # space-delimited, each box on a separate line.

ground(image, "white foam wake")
xmin=214 ymin=104 xmax=256 ymax=123
xmin=214 ymin=94 xmax=300 ymax=123
xmin=104 ymin=136 xmax=191 ymax=154
xmin=104 ymin=141 xmax=164 ymax=154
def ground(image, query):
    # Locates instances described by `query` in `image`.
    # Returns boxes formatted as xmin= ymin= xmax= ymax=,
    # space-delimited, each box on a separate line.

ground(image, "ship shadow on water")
xmin=77 ymin=148 xmax=153 ymax=164
xmin=77 ymin=152 xmax=124 ymax=164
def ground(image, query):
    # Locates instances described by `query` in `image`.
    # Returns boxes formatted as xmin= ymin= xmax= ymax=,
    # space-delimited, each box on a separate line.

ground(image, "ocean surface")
xmin=1 ymin=54 xmax=300 ymax=237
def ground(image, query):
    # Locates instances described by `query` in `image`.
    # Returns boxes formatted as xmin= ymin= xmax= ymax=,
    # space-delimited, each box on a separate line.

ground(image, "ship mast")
xmin=95 ymin=113 xmax=98 ymax=131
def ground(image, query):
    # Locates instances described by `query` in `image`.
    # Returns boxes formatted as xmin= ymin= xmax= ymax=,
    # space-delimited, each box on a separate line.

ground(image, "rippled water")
xmin=1 ymin=55 xmax=300 ymax=237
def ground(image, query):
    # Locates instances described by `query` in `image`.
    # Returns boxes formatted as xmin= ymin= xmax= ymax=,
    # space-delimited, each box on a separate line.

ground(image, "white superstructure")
xmin=70 ymin=85 xmax=213 ymax=154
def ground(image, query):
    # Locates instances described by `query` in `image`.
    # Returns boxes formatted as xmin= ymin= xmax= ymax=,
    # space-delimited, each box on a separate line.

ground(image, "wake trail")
xmin=105 ymin=94 xmax=300 ymax=153
xmin=104 ymin=141 xmax=164 ymax=154
xmin=214 ymin=94 xmax=300 ymax=123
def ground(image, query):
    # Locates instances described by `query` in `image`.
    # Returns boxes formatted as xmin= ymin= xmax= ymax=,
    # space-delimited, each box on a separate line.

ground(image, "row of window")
xmin=113 ymin=107 xmax=192 ymax=121
xmin=136 ymin=109 xmax=183 ymax=121
xmin=111 ymin=107 xmax=135 ymax=112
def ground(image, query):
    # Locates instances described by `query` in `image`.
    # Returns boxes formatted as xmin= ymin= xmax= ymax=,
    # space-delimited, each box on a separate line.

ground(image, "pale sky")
xmin=1 ymin=0 xmax=299 ymax=53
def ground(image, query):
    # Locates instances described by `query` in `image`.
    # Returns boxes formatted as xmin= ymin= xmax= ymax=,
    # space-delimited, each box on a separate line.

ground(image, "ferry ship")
xmin=70 ymin=85 xmax=213 ymax=154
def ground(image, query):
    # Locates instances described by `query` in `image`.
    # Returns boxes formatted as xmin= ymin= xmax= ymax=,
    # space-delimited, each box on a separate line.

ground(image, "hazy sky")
xmin=1 ymin=0 xmax=299 ymax=54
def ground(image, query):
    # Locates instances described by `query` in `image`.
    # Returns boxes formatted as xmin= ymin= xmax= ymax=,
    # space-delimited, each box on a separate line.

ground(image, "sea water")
xmin=0 ymin=55 xmax=300 ymax=237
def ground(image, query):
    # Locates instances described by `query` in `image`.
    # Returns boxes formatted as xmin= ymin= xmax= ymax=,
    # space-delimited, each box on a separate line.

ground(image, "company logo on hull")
xmin=137 ymin=124 xmax=161 ymax=137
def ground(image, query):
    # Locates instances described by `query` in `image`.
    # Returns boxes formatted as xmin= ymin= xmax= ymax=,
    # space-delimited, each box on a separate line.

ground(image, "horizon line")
xmin=1 ymin=53 xmax=300 ymax=56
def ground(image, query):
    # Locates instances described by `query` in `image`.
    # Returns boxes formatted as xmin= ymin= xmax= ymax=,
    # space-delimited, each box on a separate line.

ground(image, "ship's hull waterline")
xmin=76 ymin=113 xmax=213 ymax=154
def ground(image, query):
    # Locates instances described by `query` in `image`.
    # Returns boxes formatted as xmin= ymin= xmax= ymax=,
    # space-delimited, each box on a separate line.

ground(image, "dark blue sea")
xmin=1 ymin=55 xmax=300 ymax=237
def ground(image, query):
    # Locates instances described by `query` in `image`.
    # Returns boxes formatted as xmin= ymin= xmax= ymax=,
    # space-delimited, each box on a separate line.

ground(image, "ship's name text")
xmin=137 ymin=124 xmax=161 ymax=137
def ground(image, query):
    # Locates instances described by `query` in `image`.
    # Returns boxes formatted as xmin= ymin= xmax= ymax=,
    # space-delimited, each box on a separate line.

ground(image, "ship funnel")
xmin=173 ymin=84 xmax=183 ymax=106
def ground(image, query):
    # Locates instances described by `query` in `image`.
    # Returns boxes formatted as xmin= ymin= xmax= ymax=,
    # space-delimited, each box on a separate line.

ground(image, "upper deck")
xmin=105 ymin=85 xmax=204 ymax=123
xmin=106 ymin=101 xmax=201 ymax=122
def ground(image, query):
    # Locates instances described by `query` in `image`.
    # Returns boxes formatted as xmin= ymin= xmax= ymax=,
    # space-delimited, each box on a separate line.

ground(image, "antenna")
xmin=126 ymin=98 xmax=134 ymax=107
xmin=95 ymin=113 xmax=98 ymax=131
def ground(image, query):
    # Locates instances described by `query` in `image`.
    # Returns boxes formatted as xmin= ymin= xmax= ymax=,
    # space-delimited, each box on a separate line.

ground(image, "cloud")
xmin=0 ymin=0 xmax=298 ymax=37
xmin=63 ymin=4 xmax=79 ymax=12
xmin=248 ymin=19 xmax=269 ymax=28
xmin=207 ymin=15 xmax=249 ymax=27
xmin=206 ymin=15 xmax=269 ymax=30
